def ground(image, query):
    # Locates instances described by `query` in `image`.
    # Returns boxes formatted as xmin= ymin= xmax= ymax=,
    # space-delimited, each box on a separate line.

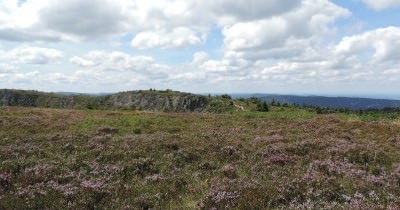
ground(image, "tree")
xmin=316 ymin=106 xmax=322 ymax=114
xmin=271 ymin=98 xmax=276 ymax=106
xmin=257 ymin=101 xmax=269 ymax=112
xmin=221 ymin=94 xmax=232 ymax=99
xmin=262 ymin=102 xmax=269 ymax=112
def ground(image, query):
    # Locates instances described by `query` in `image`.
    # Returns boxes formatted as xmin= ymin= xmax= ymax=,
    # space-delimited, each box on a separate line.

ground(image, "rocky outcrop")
xmin=0 ymin=89 xmax=40 ymax=107
xmin=0 ymin=89 xmax=82 ymax=108
xmin=106 ymin=91 xmax=209 ymax=112
xmin=0 ymin=89 xmax=210 ymax=112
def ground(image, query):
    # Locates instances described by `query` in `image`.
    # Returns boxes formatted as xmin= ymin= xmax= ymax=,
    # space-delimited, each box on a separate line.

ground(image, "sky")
xmin=0 ymin=0 xmax=400 ymax=97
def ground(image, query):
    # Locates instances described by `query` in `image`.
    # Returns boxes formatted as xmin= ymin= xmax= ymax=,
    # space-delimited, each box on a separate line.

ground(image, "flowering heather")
xmin=253 ymin=134 xmax=285 ymax=144
xmin=145 ymin=174 xmax=165 ymax=182
xmin=222 ymin=164 xmax=237 ymax=179
xmin=96 ymin=126 xmax=119 ymax=135
xmin=265 ymin=153 xmax=297 ymax=166
xmin=1 ymin=107 xmax=400 ymax=209
xmin=80 ymin=180 xmax=105 ymax=190
xmin=47 ymin=181 xmax=79 ymax=196
xmin=220 ymin=145 xmax=237 ymax=156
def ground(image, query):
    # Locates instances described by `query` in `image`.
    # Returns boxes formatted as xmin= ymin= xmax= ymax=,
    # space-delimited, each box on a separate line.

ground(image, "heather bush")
xmin=1 ymin=107 xmax=400 ymax=209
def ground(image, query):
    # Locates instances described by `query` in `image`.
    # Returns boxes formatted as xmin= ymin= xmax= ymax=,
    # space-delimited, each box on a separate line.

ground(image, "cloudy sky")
xmin=0 ymin=0 xmax=400 ymax=97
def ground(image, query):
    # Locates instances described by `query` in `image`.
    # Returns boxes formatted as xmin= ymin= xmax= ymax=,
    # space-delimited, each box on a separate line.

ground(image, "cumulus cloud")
xmin=361 ymin=0 xmax=400 ymax=11
xmin=1 ymin=0 xmax=399 ymax=92
xmin=0 ymin=0 xmax=61 ymax=41
xmin=252 ymin=28 xmax=400 ymax=82
xmin=182 ymin=0 xmax=350 ymax=82
xmin=0 ymin=63 xmax=16 ymax=73
xmin=0 ymin=0 xmax=302 ymax=47
xmin=0 ymin=46 xmax=63 ymax=64
xmin=207 ymin=0 xmax=300 ymax=24
xmin=335 ymin=27 xmax=400 ymax=64
xmin=12 ymin=71 xmax=40 ymax=83
xmin=39 ymin=0 xmax=132 ymax=40
xmin=70 ymin=51 xmax=168 ymax=73
xmin=182 ymin=26 xmax=400 ymax=85
xmin=0 ymin=0 xmax=347 ymax=51
xmin=131 ymin=28 xmax=204 ymax=49
xmin=223 ymin=0 xmax=350 ymax=54
xmin=0 ymin=0 xmax=18 ymax=25
xmin=223 ymin=18 xmax=289 ymax=51
xmin=1 ymin=70 xmax=75 ymax=85
xmin=0 ymin=0 xmax=133 ymax=42
xmin=70 ymin=51 xmax=171 ymax=82
xmin=192 ymin=52 xmax=209 ymax=64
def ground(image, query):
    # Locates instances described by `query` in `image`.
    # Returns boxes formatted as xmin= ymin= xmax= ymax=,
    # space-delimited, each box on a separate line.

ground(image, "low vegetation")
xmin=1 ymin=104 xmax=400 ymax=209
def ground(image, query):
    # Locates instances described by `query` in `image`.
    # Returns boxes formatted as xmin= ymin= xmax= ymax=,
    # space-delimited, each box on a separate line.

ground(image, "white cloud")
xmin=192 ymin=52 xmax=209 ymax=64
xmin=207 ymin=0 xmax=300 ymax=24
xmin=41 ymin=72 xmax=77 ymax=83
xmin=0 ymin=0 xmax=134 ymax=42
xmin=10 ymin=46 xmax=63 ymax=64
xmin=250 ymin=27 xmax=400 ymax=83
xmin=223 ymin=18 xmax=289 ymax=51
xmin=0 ymin=0 xmax=18 ymax=25
xmin=335 ymin=27 xmax=400 ymax=64
xmin=70 ymin=51 xmax=171 ymax=82
xmin=0 ymin=0 xmax=399 ymax=93
xmin=39 ymin=0 xmax=132 ymax=40
xmin=128 ymin=0 xmax=300 ymax=49
xmin=361 ymin=0 xmax=400 ymax=10
xmin=0 ymin=46 xmax=63 ymax=64
xmin=0 ymin=0 xmax=347 ymax=52
xmin=180 ymin=0 xmax=350 ymax=83
xmin=0 ymin=0 xmax=61 ymax=41
xmin=384 ymin=69 xmax=400 ymax=75
xmin=184 ymin=26 xmax=400 ymax=85
xmin=1 ymin=70 xmax=74 ymax=85
xmin=0 ymin=0 xmax=302 ymax=46
xmin=0 ymin=63 xmax=16 ymax=73
xmin=70 ymin=51 xmax=167 ymax=73
xmin=223 ymin=0 xmax=350 ymax=54
xmin=12 ymin=71 xmax=40 ymax=83
xmin=199 ymin=57 xmax=250 ymax=74
xmin=131 ymin=27 xmax=204 ymax=49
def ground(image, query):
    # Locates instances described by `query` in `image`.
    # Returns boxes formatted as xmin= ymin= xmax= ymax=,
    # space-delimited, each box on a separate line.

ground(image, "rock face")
xmin=0 ymin=89 xmax=40 ymax=107
xmin=0 ymin=89 xmax=210 ymax=112
xmin=106 ymin=91 xmax=209 ymax=112
xmin=0 ymin=89 xmax=84 ymax=108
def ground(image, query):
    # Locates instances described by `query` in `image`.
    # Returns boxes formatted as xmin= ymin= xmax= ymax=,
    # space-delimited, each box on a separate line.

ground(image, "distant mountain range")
xmin=2 ymin=89 xmax=400 ymax=111
xmin=232 ymin=94 xmax=400 ymax=110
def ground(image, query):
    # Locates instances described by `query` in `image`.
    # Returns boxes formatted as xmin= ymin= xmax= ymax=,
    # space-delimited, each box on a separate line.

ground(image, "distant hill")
xmin=233 ymin=94 xmax=400 ymax=110
xmin=0 ymin=89 xmax=210 ymax=112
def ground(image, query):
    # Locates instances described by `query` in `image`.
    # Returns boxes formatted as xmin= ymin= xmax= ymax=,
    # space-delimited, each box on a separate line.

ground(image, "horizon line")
xmin=2 ymin=88 xmax=400 ymax=101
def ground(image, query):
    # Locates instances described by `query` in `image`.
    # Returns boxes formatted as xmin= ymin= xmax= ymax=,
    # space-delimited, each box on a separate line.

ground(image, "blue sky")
xmin=334 ymin=0 xmax=400 ymax=29
xmin=0 ymin=0 xmax=400 ymax=98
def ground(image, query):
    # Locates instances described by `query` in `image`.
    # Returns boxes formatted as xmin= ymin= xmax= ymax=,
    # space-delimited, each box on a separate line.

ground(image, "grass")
xmin=1 ymin=106 xmax=400 ymax=209
xmin=236 ymin=107 xmax=316 ymax=119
